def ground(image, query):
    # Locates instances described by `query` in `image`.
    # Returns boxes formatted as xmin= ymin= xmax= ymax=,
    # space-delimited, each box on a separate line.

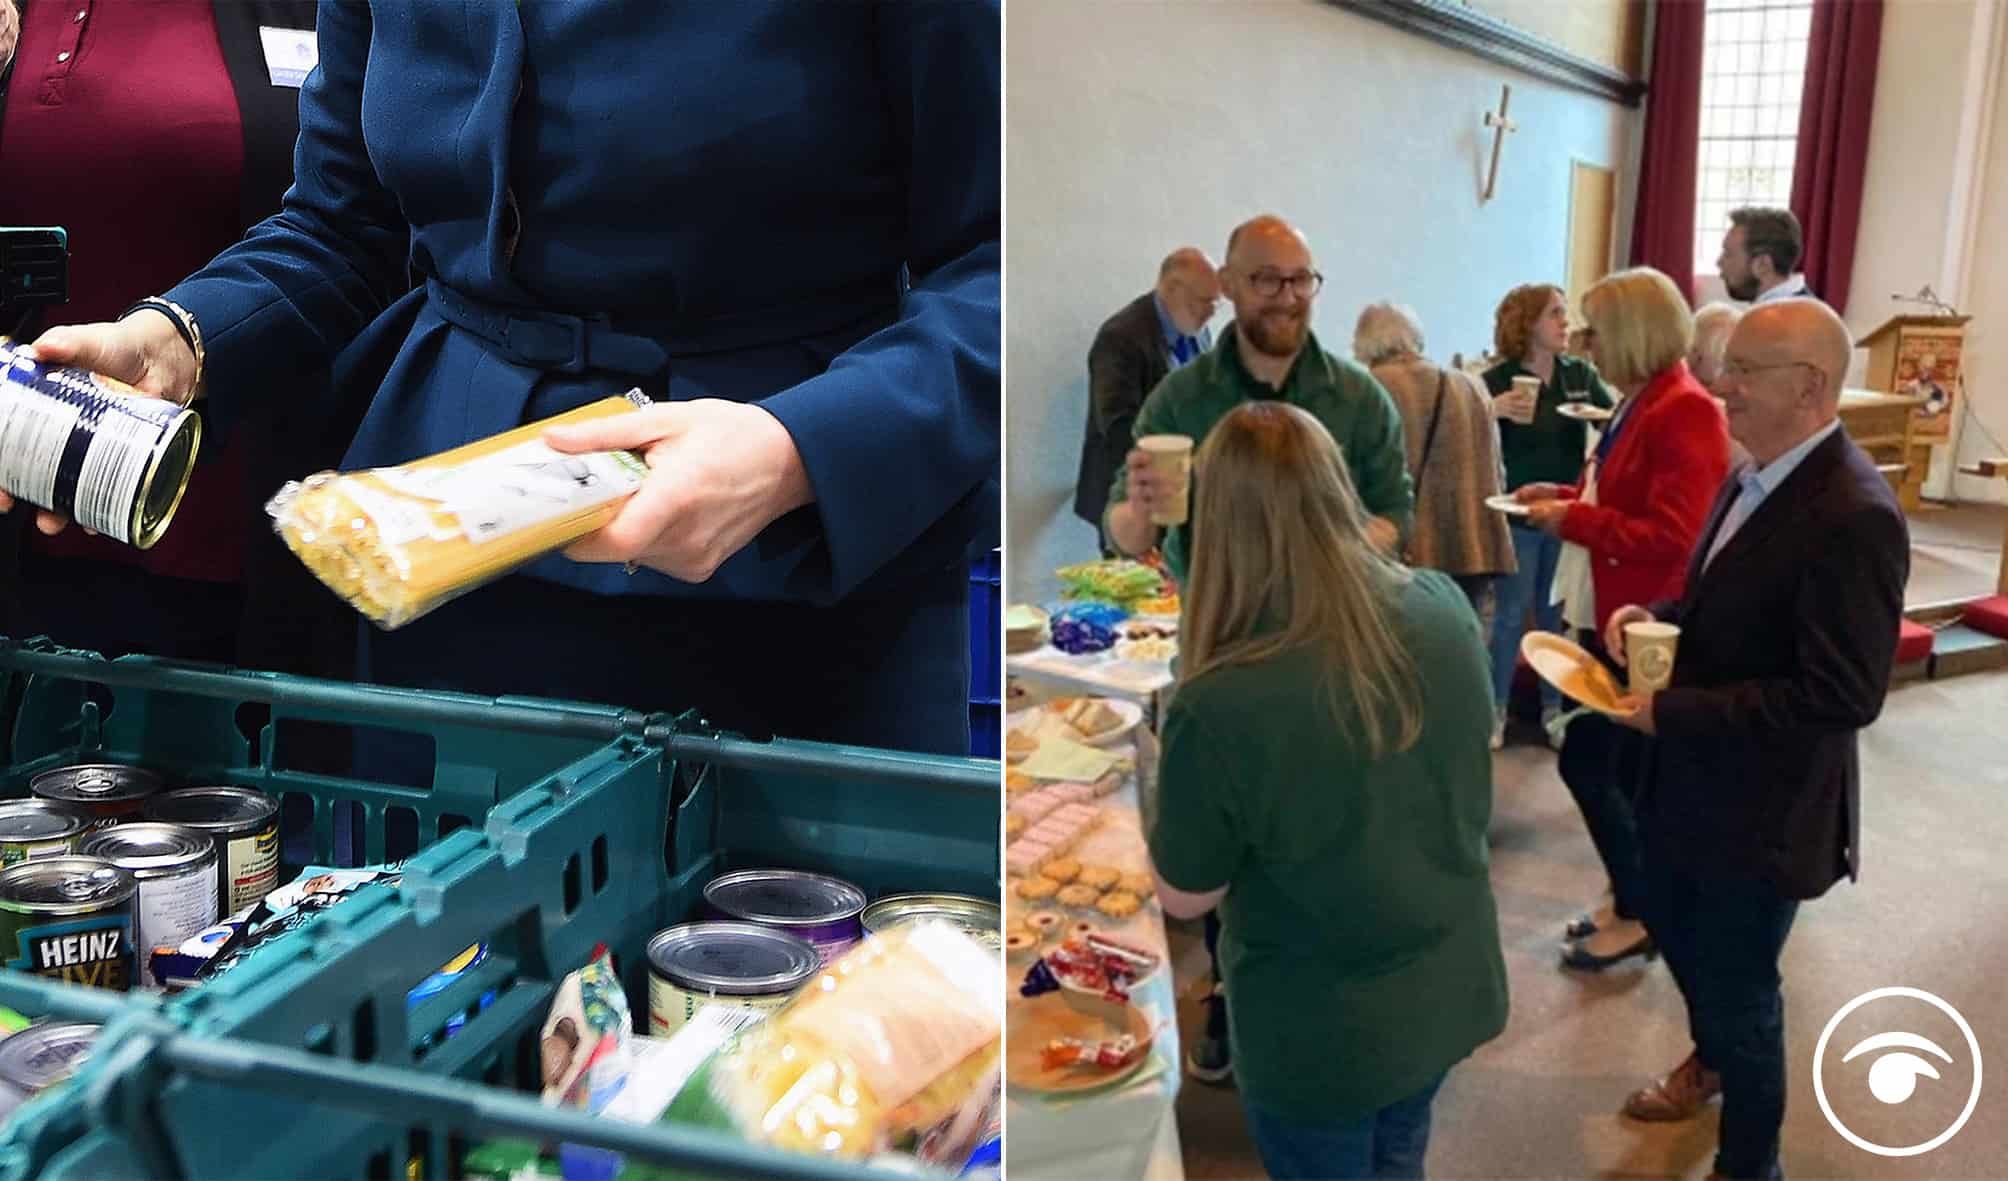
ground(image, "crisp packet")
xmin=149 ymin=864 xmax=406 ymax=988
xmin=268 ymin=393 xmax=652 ymax=629
xmin=540 ymin=945 xmax=633 ymax=1110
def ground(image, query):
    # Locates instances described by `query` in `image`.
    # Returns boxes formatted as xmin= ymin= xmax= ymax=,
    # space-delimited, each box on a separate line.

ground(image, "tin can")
xmin=702 ymin=869 xmax=866 ymax=967
xmin=646 ymin=922 xmax=822 ymax=1035
xmin=0 ymin=857 xmax=137 ymax=991
xmin=0 ymin=342 xmax=201 ymax=549
xmin=80 ymin=823 xmax=219 ymax=985
xmin=0 ymin=800 xmax=90 ymax=866
xmin=861 ymin=893 xmax=1002 ymax=950
xmin=0 ymin=1021 xmax=98 ymax=1096
xmin=29 ymin=763 xmax=163 ymax=830
xmin=144 ymin=787 xmax=280 ymax=913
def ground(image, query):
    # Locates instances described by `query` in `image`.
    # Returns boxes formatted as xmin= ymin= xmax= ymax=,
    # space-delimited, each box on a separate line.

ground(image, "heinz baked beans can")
xmin=0 ymin=856 xmax=138 ymax=991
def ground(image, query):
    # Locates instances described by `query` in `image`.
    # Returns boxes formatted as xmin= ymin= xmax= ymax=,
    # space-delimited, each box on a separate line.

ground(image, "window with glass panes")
xmin=1693 ymin=0 xmax=1814 ymax=276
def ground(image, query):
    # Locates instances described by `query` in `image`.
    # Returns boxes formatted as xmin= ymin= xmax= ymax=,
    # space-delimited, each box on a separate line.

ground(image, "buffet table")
xmin=1003 ymin=726 xmax=1186 ymax=1181
xmin=1005 ymin=644 xmax=1175 ymax=720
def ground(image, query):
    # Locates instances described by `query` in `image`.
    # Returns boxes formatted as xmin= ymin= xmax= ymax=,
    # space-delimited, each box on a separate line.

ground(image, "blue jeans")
xmin=1488 ymin=523 xmax=1564 ymax=711
xmin=1243 ymin=1073 xmax=1446 ymax=1180
xmin=1640 ymin=850 xmax=1799 ymax=1180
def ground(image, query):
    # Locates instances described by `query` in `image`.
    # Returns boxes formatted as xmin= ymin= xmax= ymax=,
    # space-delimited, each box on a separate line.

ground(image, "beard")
xmin=1240 ymin=307 xmax=1310 ymax=358
xmin=1724 ymin=271 xmax=1760 ymax=302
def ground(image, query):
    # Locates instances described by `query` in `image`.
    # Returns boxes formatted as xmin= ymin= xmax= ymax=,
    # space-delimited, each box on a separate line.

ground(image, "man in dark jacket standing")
xmin=1605 ymin=299 xmax=1910 ymax=1181
xmin=1074 ymin=248 xmax=1218 ymax=535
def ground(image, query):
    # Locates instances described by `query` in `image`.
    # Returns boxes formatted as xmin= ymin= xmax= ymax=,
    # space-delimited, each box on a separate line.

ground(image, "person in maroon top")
xmin=0 ymin=0 xmax=351 ymax=672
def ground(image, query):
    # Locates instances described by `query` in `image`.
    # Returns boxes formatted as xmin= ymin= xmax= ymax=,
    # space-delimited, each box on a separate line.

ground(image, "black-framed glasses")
xmin=1246 ymin=269 xmax=1324 ymax=298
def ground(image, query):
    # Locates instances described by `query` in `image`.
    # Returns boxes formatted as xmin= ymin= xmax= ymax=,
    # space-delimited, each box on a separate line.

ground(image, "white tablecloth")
xmin=1003 ymin=739 xmax=1185 ymax=1181
xmin=1006 ymin=644 xmax=1175 ymax=704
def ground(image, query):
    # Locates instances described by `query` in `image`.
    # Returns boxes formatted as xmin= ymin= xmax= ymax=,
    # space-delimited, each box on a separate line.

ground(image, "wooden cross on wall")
xmin=1484 ymin=84 xmax=1516 ymax=203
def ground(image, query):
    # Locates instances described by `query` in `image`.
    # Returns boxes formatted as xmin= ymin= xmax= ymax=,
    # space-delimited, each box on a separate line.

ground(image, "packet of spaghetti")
xmin=268 ymin=393 xmax=651 ymax=629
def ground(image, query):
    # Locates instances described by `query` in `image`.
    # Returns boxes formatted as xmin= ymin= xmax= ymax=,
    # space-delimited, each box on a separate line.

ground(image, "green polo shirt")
xmin=1483 ymin=355 xmax=1616 ymax=490
xmin=1106 ymin=328 xmax=1414 ymax=582
xmin=1147 ymin=570 xmax=1509 ymax=1122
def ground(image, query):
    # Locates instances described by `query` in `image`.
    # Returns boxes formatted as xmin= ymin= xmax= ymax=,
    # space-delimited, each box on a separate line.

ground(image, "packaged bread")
xmin=267 ymin=393 xmax=651 ymax=629
xmin=648 ymin=920 xmax=1001 ymax=1168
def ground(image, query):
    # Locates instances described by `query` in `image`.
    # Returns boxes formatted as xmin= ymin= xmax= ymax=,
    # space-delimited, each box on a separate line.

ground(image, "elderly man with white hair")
xmin=1355 ymin=302 xmax=1517 ymax=634
xmin=1690 ymin=303 xmax=1754 ymax=470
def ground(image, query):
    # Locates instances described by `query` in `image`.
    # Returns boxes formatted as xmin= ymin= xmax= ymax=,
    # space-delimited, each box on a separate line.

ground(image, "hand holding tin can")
xmin=0 ymin=339 xmax=201 ymax=548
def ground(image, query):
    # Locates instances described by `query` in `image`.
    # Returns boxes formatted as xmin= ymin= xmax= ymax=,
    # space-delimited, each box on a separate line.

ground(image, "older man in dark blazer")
xmin=1073 ymin=248 xmax=1219 ymax=532
xmin=1604 ymin=299 xmax=1909 ymax=1181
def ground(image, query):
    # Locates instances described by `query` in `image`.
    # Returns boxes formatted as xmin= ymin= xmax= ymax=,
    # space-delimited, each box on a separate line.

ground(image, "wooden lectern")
xmin=1852 ymin=314 xmax=1971 ymax=511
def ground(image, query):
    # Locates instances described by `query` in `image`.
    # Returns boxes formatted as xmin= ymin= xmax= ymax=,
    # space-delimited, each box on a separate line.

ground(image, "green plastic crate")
xmin=0 ymin=638 xmax=639 ymax=1177
xmin=0 ymin=640 xmax=1001 ymax=1179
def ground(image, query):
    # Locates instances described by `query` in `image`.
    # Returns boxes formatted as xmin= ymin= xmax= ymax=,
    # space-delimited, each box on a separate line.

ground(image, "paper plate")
xmin=1557 ymin=402 xmax=1614 ymax=423
xmin=1484 ymin=494 xmax=1531 ymax=517
xmin=1520 ymin=632 xmax=1629 ymax=716
xmin=1007 ymin=991 xmax=1155 ymax=1096
xmin=1074 ymin=698 xmax=1144 ymax=747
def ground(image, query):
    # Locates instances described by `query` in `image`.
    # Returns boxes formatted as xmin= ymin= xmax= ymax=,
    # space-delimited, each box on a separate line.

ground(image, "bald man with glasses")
xmin=1106 ymin=215 xmax=1413 ymax=573
xmin=1104 ymin=214 xmax=1414 ymax=1085
xmin=1602 ymin=299 xmax=1909 ymax=1181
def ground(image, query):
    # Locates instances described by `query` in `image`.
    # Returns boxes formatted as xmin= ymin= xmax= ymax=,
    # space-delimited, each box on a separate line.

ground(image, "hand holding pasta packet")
xmin=266 ymin=393 xmax=652 ymax=629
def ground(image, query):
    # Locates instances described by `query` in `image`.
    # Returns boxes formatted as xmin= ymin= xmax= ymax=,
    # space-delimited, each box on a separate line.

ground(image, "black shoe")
xmin=1560 ymin=929 xmax=1658 ymax=972
xmin=1186 ymin=991 xmax=1233 ymax=1084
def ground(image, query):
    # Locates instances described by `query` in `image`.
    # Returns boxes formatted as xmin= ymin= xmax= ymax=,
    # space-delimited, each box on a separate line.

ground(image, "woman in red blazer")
xmin=0 ymin=0 xmax=349 ymax=676
xmin=1519 ymin=267 xmax=1731 ymax=971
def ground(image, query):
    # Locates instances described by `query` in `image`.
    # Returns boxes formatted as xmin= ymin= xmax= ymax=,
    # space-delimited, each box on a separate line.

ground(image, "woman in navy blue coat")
xmin=17 ymin=1 xmax=999 ymax=756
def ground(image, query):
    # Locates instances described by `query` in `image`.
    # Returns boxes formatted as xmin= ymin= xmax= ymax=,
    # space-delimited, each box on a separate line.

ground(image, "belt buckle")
xmin=503 ymin=313 xmax=590 ymax=375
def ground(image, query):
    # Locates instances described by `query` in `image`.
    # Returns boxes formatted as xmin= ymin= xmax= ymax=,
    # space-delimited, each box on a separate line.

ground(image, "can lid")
xmin=144 ymin=787 xmax=279 ymax=830
xmin=703 ymin=869 xmax=866 ymax=927
xmin=80 ymin=823 xmax=216 ymax=872
xmin=28 ymin=764 xmax=162 ymax=804
xmin=0 ymin=857 xmax=138 ymax=908
xmin=0 ymin=1022 xmax=99 ymax=1093
xmin=648 ymin=922 xmax=822 ymax=995
xmin=0 ymin=800 xmax=91 ymax=843
xmin=861 ymin=893 xmax=1002 ymax=938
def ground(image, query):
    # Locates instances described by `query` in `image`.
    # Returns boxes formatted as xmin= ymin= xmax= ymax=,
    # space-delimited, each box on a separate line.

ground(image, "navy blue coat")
xmin=168 ymin=0 xmax=999 ymax=609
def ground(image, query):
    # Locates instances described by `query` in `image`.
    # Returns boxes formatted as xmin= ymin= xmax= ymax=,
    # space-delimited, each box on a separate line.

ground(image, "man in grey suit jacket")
xmin=1074 ymin=248 xmax=1219 ymax=531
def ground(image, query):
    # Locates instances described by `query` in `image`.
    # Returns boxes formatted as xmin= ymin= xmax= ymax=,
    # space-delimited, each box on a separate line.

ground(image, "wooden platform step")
xmin=1927 ymin=624 xmax=2008 ymax=679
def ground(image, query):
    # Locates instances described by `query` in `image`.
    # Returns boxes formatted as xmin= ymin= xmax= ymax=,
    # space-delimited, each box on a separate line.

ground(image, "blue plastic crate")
xmin=0 ymin=640 xmax=1001 ymax=1180
xmin=968 ymin=698 xmax=1000 ymax=759
xmin=968 ymin=548 xmax=1002 ymax=757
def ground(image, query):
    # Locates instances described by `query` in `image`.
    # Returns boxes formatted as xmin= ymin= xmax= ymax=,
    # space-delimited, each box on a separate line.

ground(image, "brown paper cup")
xmin=1508 ymin=375 xmax=1541 ymax=425
xmin=1624 ymin=621 xmax=1681 ymax=694
xmin=1136 ymin=434 xmax=1193 ymax=526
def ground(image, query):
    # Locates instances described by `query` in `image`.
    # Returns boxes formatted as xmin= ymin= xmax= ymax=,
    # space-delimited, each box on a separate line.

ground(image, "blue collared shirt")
xmin=1701 ymin=418 xmax=1842 ymax=570
xmin=1154 ymin=294 xmax=1211 ymax=368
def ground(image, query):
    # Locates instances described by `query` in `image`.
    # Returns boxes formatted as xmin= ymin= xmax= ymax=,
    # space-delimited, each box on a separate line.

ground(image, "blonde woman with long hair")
xmin=1148 ymin=402 xmax=1507 ymax=1180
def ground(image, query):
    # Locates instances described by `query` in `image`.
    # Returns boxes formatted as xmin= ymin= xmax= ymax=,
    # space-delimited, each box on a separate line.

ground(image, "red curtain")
xmin=1790 ymin=0 xmax=1883 ymax=316
xmin=1629 ymin=1 xmax=1709 ymax=304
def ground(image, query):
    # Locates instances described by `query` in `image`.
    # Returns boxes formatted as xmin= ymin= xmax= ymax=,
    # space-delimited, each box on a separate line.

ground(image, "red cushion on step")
xmin=1895 ymin=618 xmax=1935 ymax=664
xmin=1964 ymin=595 xmax=2008 ymax=642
